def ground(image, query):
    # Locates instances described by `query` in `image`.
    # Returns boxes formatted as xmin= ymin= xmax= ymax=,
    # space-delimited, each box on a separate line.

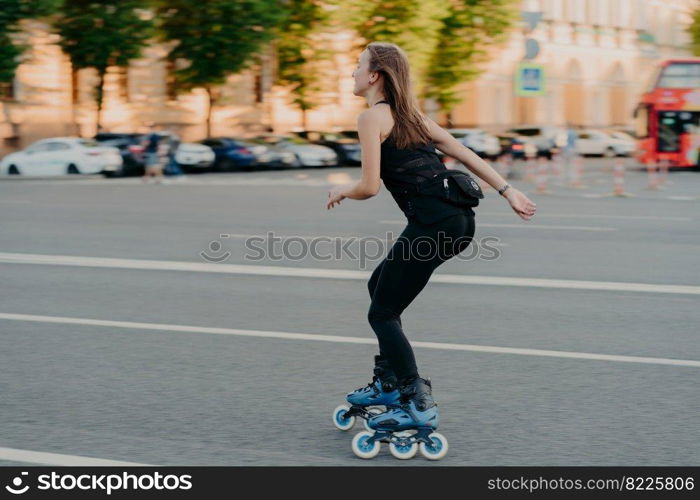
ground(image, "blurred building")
xmin=0 ymin=0 xmax=696 ymax=152
xmin=443 ymin=0 xmax=697 ymax=131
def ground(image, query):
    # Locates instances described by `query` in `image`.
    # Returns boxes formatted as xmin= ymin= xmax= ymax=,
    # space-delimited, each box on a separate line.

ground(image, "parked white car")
xmin=447 ymin=128 xmax=501 ymax=159
xmin=576 ymin=129 xmax=634 ymax=157
xmin=254 ymin=134 xmax=338 ymax=167
xmin=174 ymin=142 xmax=216 ymax=169
xmin=604 ymin=129 xmax=637 ymax=156
xmin=0 ymin=137 xmax=122 ymax=176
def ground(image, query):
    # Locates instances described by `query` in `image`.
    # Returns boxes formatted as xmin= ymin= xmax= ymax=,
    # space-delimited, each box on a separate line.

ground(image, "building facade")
xmin=450 ymin=0 xmax=696 ymax=130
xmin=0 ymin=0 xmax=696 ymax=154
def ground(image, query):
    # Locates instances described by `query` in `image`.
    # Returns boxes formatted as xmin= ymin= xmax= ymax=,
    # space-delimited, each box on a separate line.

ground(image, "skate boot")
xmin=332 ymin=355 xmax=400 ymax=432
xmin=351 ymin=376 xmax=448 ymax=460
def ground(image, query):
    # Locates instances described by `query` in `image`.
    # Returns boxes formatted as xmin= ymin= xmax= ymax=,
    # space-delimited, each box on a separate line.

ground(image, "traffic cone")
xmin=568 ymin=155 xmax=585 ymax=188
xmin=525 ymin=156 xmax=536 ymax=182
xmin=612 ymin=157 xmax=630 ymax=197
xmin=535 ymin=156 xmax=550 ymax=194
xmin=503 ymin=153 xmax=513 ymax=179
xmin=646 ymin=160 xmax=659 ymax=190
xmin=658 ymin=158 xmax=671 ymax=185
xmin=551 ymin=153 xmax=563 ymax=180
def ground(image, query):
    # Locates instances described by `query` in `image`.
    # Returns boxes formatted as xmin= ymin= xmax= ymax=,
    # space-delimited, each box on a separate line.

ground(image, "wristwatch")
xmin=498 ymin=183 xmax=511 ymax=196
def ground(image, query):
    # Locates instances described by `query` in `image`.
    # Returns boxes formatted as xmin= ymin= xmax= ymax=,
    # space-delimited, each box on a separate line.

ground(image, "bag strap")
xmin=391 ymin=169 xmax=471 ymax=196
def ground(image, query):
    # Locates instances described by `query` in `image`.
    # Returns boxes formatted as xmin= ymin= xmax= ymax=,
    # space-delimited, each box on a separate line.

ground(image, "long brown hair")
xmin=365 ymin=42 xmax=432 ymax=149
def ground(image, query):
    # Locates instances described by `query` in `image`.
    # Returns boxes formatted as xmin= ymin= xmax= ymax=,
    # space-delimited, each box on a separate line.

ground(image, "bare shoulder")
xmin=357 ymin=105 xmax=394 ymax=141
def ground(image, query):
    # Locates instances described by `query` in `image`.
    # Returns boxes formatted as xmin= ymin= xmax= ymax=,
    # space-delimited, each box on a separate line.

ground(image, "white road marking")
xmin=0 ymin=446 xmax=154 ymax=466
xmin=0 ymin=252 xmax=697 ymax=295
xmin=477 ymin=212 xmax=692 ymax=222
xmin=1 ymin=312 xmax=699 ymax=369
xmin=0 ymin=176 xmax=330 ymax=187
xmin=379 ymin=221 xmax=617 ymax=231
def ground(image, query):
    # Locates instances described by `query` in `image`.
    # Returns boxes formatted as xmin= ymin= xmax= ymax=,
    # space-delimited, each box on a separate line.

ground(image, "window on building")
xmin=585 ymin=0 xmax=595 ymax=25
xmin=633 ymin=0 xmax=648 ymax=31
xmin=541 ymin=0 xmax=555 ymax=20
xmin=573 ymin=0 xmax=585 ymax=23
xmin=620 ymin=0 xmax=632 ymax=29
xmin=609 ymin=0 xmax=620 ymax=27
xmin=551 ymin=0 xmax=564 ymax=20
xmin=595 ymin=0 xmax=609 ymax=26
xmin=563 ymin=0 xmax=574 ymax=22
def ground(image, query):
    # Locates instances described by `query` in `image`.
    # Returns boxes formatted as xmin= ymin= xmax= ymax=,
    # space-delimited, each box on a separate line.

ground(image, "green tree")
xmin=342 ymin=0 xmax=448 ymax=99
xmin=688 ymin=0 xmax=700 ymax=55
xmin=54 ymin=0 xmax=154 ymax=132
xmin=153 ymin=0 xmax=287 ymax=137
xmin=0 ymin=0 xmax=60 ymax=140
xmin=275 ymin=0 xmax=333 ymax=129
xmin=425 ymin=0 xmax=518 ymax=126
xmin=335 ymin=0 xmax=517 ymax=120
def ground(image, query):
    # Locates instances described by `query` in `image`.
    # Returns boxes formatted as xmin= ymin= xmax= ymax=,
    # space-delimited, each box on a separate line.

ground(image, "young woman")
xmin=327 ymin=42 xmax=536 ymax=444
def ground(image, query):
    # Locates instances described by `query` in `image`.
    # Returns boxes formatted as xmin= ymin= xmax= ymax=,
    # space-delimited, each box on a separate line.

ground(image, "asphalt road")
xmin=1 ymin=159 xmax=698 ymax=465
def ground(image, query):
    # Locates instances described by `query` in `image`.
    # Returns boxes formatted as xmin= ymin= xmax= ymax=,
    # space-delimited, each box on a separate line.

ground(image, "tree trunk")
xmin=71 ymin=65 xmax=80 ymax=136
xmin=205 ymin=86 xmax=213 ymax=138
xmin=95 ymin=69 xmax=105 ymax=133
xmin=302 ymin=108 xmax=307 ymax=130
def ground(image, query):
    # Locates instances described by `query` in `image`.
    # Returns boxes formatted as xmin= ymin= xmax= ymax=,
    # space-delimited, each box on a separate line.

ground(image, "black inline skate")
xmin=351 ymin=376 xmax=448 ymax=460
xmin=332 ymin=355 xmax=401 ymax=432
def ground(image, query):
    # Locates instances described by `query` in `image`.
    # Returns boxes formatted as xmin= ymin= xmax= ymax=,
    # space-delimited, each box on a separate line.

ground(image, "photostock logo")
xmin=200 ymin=234 xmax=231 ymax=262
xmin=198 ymin=231 xmax=503 ymax=268
xmin=5 ymin=472 xmax=29 ymax=495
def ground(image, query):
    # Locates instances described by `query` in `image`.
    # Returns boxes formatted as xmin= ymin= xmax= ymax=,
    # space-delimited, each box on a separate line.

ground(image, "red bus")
xmin=634 ymin=59 xmax=700 ymax=168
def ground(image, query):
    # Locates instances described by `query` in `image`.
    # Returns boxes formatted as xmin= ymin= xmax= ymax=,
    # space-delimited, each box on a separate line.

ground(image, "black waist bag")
xmin=388 ymin=169 xmax=484 ymax=224
xmin=400 ymin=170 xmax=484 ymax=207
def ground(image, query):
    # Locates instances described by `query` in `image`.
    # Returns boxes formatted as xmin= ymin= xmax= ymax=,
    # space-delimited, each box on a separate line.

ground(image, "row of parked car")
xmin=0 ymin=126 xmax=637 ymax=177
xmin=491 ymin=126 xmax=637 ymax=160
xmin=0 ymin=131 xmax=361 ymax=177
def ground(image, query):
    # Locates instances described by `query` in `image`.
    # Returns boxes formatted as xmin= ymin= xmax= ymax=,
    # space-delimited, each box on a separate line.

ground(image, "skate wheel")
xmin=389 ymin=432 xmax=417 ymax=459
xmin=332 ymin=404 xmax=355 ymax=431
xmin=419 ymin=432 xmax=448 ymax=460
xmin=351 ymin=431 xmax=381 ymax=459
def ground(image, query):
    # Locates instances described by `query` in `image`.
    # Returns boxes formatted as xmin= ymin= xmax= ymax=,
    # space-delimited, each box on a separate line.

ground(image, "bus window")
xmin=657 ymin=111 xmax=700 ymax=152
xmin=634 ymin=104 xmax=650 ymax=139
xmin=657 ymin=63 xmax=700 ymax=89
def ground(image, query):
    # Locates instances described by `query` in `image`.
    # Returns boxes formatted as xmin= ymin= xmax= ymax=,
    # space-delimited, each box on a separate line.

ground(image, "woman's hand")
xmin=327 ymin=186 xmax=347 ymax=210
xmin=504 ymin=187 xmax=536 ymax=220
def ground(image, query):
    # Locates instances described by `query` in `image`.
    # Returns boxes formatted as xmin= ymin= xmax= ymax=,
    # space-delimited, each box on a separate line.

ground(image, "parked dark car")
xmin=506 ymin=126 xmax=563 ymax=159
xmin=338 ymin=130 xmax=359 ymax=141
xmin=199 ymin=137 xmax=257 ymax=171
xmin=94 ymin=132 xmax=147 ymax=176
xmin=291 ymin=131 xmax=361 ymax=165
xmin=495 ymin=132 xmax=527 ymax=160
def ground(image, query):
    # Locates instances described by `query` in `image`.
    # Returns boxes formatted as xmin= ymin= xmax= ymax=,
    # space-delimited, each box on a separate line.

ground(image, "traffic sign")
xmin=515 ymin=62 xmax=546 ymax=96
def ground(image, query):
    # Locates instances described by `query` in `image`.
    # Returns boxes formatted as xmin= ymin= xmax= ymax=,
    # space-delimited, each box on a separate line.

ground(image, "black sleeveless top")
xmin=376 ymin=100 xmax=474 ymax=223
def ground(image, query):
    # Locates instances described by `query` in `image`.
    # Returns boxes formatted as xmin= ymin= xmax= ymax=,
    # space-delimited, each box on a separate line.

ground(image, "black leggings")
xmin=367 ymin=212 xmax=476 ymax=384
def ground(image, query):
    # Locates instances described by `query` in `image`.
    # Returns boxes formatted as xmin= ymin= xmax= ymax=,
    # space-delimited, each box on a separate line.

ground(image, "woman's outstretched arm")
xmin=327 ymin=110 xmax=382 ymax=209
xmin=423 ymin=116 xmax=537 ymax=220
